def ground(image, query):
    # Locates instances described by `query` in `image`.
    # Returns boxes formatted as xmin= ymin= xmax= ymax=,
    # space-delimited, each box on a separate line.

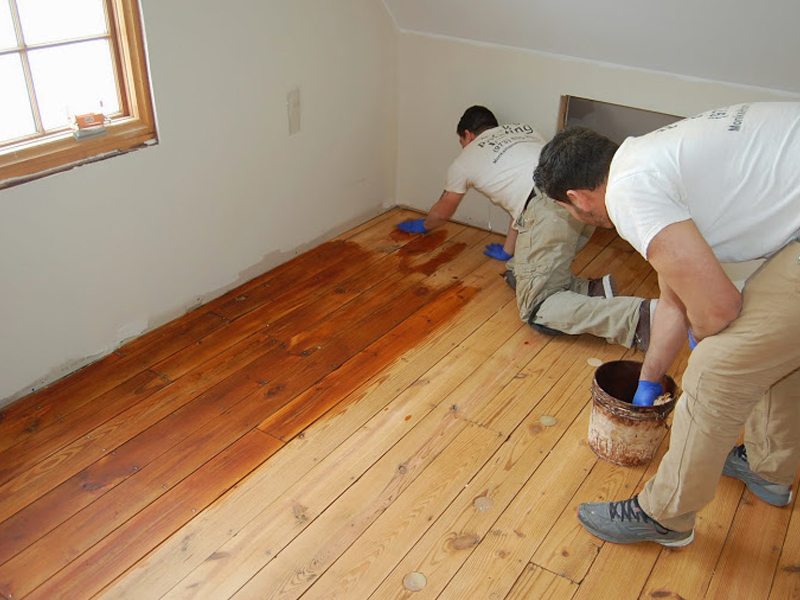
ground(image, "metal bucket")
xmin=588 ymin=360 xmax=678 ymax=467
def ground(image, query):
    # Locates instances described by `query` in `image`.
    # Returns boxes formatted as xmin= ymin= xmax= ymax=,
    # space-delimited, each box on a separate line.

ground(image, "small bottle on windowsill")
xmin=72 ymin=112 xmax=107 ymax=140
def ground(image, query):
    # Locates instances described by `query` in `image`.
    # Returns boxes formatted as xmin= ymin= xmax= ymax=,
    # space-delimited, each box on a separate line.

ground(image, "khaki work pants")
xmin=508 ymin=192 xmax=643 ymax=347
xmin=639 ymin=240 xmax=800 ymax=532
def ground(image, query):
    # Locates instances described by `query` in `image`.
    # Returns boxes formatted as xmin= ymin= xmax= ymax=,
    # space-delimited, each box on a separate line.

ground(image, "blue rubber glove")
xmin=484 ymin=243 xmax=513 ymax=261
xmin=396 ymin=219 xmax=428 ymax=234
xmin=632 ymin=380 xmax=663 ymax=407
xmin=688 ymin=329 xmax=698 ymax=350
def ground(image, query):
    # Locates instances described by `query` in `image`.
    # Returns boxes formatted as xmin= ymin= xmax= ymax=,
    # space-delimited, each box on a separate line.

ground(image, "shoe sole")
xmin=658 ymin=529 xmax=695 ymax=547
xmin=578 ymin=515 xmax=695 ymax=547
xmin=601 ymin=275 xmax=615 ymax=299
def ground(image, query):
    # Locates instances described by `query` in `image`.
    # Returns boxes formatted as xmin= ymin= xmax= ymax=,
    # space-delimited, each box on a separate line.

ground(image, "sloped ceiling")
xmin=383 ymin=0 xmax=800 ymax=94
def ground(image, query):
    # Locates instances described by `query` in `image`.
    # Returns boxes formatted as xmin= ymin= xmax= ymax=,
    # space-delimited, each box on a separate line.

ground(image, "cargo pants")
xmin=507 ymin=190 xmax=644 ymax=348
xmin=639 ymin=240 xmax=800 ymax=532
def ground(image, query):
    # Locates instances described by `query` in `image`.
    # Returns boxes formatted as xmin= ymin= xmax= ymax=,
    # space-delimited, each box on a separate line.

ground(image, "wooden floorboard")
xmin=103 ymin=264 xmax=513 ymax=600
xmin=0 ymin=207 xmax=797 ymax=600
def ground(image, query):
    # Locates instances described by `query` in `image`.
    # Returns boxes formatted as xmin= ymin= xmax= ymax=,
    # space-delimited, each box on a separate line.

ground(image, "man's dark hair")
xmin=457 ymin=106 xmax=499 ymax=137
xmin=534 ymin=127 xmax=619 ymax=202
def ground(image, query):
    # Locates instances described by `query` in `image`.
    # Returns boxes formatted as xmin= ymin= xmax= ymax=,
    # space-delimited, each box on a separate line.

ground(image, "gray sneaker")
xmin=722 ymin=445 xmax=793 ymax=507
xmin=588 ymin=274 xmax=616 ymax=299
xmin=578 ymin=496 xmax=694 ymax=547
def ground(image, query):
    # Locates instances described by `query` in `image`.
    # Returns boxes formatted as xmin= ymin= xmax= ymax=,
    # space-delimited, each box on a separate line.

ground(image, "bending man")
xmin=534 ymin=102 xmax=800 ymax=547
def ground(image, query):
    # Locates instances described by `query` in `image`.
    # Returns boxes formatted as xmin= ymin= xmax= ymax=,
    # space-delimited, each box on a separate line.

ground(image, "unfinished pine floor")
xmin=1 ymin=207 xmax=798 ymax=600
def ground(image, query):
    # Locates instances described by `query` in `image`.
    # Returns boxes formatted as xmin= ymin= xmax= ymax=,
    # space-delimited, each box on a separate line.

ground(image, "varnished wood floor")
xmin=1 ymin=208 xmax=798 ymax=599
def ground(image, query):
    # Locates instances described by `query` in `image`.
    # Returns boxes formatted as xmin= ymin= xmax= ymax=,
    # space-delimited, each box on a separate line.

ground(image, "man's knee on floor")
xmin=530 ymin=318 xmax=564 ymax=337
xmin=513 ymin=271 xmax=556 ymax=320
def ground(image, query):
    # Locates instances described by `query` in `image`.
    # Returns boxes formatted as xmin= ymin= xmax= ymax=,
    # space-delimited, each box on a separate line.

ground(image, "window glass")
xmin=28 ymin=39 xmax=119 ymax=131
xmin=0 ymin=2 xmax=16 ymax=50
xmin=17 ymin=0 xmax=107 ymax=45
xmin=0 ymin=54 xmax=36 ymax=142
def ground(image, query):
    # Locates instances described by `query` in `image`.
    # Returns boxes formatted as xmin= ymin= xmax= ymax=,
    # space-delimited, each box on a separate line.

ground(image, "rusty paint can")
xmin=588 ymin=360 xmax=678 ymax=467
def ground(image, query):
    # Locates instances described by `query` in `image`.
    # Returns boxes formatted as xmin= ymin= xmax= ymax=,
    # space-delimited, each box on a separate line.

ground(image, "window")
xmin=0 ymin=0 xmax=156 ymax=188
xmin=558 ymin=96 xmax=681 ymax=143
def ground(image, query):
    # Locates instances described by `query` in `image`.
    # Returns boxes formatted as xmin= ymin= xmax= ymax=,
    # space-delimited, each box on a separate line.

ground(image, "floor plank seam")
xmin=4 ymin=210 xmax=786 ymax=600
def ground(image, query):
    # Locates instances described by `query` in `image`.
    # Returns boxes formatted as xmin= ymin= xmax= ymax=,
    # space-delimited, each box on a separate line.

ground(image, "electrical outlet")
xmin=287 ymin=87 xmax=301 ymax=135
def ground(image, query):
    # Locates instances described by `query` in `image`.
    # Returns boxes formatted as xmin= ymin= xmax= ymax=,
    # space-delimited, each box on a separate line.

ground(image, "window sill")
xmin=0 ymin=117 xmax=158 ymax=189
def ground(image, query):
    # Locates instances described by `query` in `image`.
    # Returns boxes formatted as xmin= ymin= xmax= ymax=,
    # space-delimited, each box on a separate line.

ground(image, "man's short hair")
xmin=457 ymin=106 xmax=499 ymax=137
xmin=534 ymin=127 xmax=619 ymax=202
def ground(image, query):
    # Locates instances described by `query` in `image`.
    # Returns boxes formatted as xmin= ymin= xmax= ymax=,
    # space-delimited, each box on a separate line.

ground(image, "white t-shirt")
xmin=445 ymin=124 xmax=546 ymax=223
xmin=606 ymin=102 xmax=800 ymax=262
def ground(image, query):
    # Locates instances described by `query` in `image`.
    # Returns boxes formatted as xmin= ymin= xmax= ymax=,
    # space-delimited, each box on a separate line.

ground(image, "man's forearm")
xmin=423 ymin=212 xmax=449 ymax=230
xmin=423 ymin=190 xmax=464 ymax=231
xmin=640 ymin=286 xmax=689 ymax=383
xmin=503 ymin=224 xmax=518 ymax=255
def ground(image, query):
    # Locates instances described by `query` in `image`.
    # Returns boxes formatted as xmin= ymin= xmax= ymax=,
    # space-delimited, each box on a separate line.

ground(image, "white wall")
xmin=0 ymin=0 xmax=397 ymax=405
xmin=385 ymin=0 xmax=800 ymax=94
xmin=396 ymin=32 xmax=800 ymax=236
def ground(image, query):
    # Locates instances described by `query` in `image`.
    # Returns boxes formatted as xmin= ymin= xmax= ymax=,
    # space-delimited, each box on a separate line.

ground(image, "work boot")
xmin=633 ymin=299 xmax=657 ymax=352
xmin=578 ymin=496 xmax=694 ymax=547
xmin=722 ymin=445 xmax=793 ymax=506
xmin=588 ymin=274 xmax=616 ymax=298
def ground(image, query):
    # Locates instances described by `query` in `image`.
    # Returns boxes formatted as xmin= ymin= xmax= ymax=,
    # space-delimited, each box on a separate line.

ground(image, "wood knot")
xmin=449 ymin=533 xmax=480 ymax=550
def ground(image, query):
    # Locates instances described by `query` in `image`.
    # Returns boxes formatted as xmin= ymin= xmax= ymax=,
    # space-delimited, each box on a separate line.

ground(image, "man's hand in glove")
xmin=484 ymin=243 xmax=513 ymax=261
xmin=396 ymin=219 xmax=428 ymax=234
xmin=632 ymin=380 xmax=663 ymax=407
xmin=688 ymin=329 xmax=698 ymax=350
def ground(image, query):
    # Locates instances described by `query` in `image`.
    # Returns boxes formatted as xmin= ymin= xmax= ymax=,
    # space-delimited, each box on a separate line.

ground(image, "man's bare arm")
xmin=503 ymin=222 xmax=518 ymax=255
xmin=640 ymin=276 xmax=690 ymax=382
xmin=647 ymin=219 xmax=741 ymax=339
xmin=424 ymin=191 xmax=464 ymax=230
